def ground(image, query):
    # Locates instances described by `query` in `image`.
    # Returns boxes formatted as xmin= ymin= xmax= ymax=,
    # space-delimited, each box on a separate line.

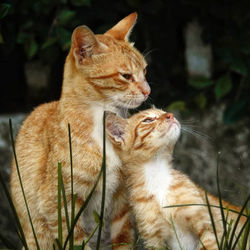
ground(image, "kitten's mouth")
xmin=167 ymin=120 xmax=180 ymax=132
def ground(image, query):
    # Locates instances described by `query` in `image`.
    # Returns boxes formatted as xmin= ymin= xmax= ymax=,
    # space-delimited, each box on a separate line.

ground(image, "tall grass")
xmin=0 ymin=113 xmax=107 ymax=250
xmin=164 ymin=153 xmax=250 ymax=250
xmin=0 ymin=114 xmax=249 ymax=249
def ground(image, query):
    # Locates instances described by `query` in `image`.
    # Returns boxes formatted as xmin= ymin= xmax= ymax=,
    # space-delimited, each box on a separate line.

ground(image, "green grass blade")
xmin=0 ymin=231 xmax=19 ymax=250
xmin=58 ymin=162 xmax=63 ymax=247
xmin=55 ymin=238 xmax=63 ymax=249
xmin=63 ymin=165 xmax=103 ymax=249
xmin=216 ymin=152 xmax=228 ymax=249
xmin=228 ymin=194 xmax=250 ymax=248
xmin=240 ymin=215 xmax=250 ymax=250
xmin=205 ymin=191 xmax=220 ymax=248
xmin=221 ymin=209 xmax=232 ymax=250
xmin=9 ymin=119 xmax=40 ymax=250
xmin=232 ymin=214 xmax=250 ymax=249
xmin=163 ymin=203 xmax=248 ymax=217
xmin=170 ymin=215 xmax=183 ymax=250
xmin=83 ymin=223 xmax=99 ymax=247
xmin=0 ymin=170 xmax=28 ymax=249
xmin=60 ymin=167 xmax=70 ymax=233
xmin=70 ymin=194 xmax=76 ymax=249
xmin=96 ymin=111 xmax=107 ymax=250
xmin=68 ymin=124 xmax=74 ymax=249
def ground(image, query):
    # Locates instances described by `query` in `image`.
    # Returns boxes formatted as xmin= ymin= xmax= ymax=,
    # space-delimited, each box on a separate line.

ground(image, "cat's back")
xmin=10 ymin=101 xmax=59 ymax=191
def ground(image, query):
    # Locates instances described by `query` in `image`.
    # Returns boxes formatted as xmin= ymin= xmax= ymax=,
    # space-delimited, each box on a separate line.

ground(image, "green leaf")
xmin=230 ymin=60 xmax=248 ymax=76
xmin=58 ymin=9 xmax=75 ymax=26
xmin=0 ymin=33 xmax=4 ymax=43
xmin=71 ymin=0 xmax=91 ymax=7
xmin=167 ymin=101 xmax=186 ymax=112
xmin=223 ymin=99 xmax=249 ymax=124
xmin=73 ymin=245 xmax=82 ymax=250
xmin=195 ymin=93 xmax=207 ymax=109
xmin=93 ymin=210 xmax=100 ymax=224
xmin=240 ymin=44 xmax=250 ymax=55
xmin=214 ymin=74 xmax=232 ymax=100
xmin=41 ymin=37 xmax=57 ymax=49
xmin=57 ymin=27 xmax=71 ymax=51
xmin=0 ymin=3 xmax=11 ymax=19
xmin=24 ymin=37 xmax=38 ymax=59
xmin=189 ymin=77 xmax=214 ymax=89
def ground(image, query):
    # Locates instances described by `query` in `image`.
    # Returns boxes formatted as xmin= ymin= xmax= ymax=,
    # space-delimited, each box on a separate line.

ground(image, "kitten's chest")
xmin=144 ymin=158 xmax=172 ymax=207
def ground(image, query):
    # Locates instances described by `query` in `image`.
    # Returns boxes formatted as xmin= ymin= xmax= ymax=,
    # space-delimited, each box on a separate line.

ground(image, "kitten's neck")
xmin=125 ymin=151 xmax=173 ymax=181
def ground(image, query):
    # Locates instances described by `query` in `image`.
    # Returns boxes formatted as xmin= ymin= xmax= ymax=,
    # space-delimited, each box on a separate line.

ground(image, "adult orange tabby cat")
xmin=106 ymin=108 xmax=248 ymax=250
xmin=10 ymin=13 xmax=150 ymax=249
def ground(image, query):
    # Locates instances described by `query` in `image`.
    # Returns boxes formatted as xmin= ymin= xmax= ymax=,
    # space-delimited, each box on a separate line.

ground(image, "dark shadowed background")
xmin=0 ymin=0 xmax=249 ymax=248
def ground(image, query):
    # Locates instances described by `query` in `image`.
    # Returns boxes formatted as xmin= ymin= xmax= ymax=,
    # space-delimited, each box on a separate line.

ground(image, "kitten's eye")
xmin=142 ymin=117 xmax=156 ymax=123
xmin=143 ymin=68 xmax=147 ymax=75
xmin=120 ymin=73 xmax=133 ymax=81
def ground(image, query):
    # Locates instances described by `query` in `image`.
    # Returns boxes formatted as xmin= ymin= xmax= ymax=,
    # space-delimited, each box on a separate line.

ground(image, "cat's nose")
xmin=141 ymin=81 xmax=151 ymax=97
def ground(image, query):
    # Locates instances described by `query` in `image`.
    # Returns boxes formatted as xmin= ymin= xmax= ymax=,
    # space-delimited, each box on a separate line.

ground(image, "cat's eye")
xmin=143 ymin=68 xmax=147 ymax=75
xmin=120 ymin=73 xmax=133 ymax=81
xmin=142 ymin=117 xmax=156 ymax=123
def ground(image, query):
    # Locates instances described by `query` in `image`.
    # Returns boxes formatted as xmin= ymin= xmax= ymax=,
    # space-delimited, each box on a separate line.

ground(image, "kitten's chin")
xmin=164 ymin=123 xmax=181 ymax=146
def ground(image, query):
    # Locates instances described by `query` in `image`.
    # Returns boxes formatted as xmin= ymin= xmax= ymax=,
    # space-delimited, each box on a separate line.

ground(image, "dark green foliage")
xmin=1 ymin=0 xmax=250 ymax=122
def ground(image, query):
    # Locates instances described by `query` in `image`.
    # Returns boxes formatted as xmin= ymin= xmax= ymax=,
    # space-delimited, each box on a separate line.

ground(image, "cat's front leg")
xmin=111 ymin=184 xmax=134 ymax=250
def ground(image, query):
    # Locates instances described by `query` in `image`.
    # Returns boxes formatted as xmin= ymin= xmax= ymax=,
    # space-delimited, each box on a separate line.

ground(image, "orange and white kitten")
xmin=10 ymin=13 xmax=150 ymax=249
xmin=106 ymin=108 xmax=248 ymax=250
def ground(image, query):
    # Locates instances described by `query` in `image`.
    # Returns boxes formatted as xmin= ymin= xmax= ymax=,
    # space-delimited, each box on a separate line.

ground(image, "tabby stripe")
xmin=112 ymin=207 xmax=130 ymax=222
xmin=88 ymin=79 xmax=127 ymax=91
xmin=135 ymin=195 xmax=154 ymax=203
xmin=88 ymin=72 xmax=119 ymax=79
xmin=134 ymin=126 xmax=155 ymax=150
xmin=133 ymin=123 xmax=141 ymax=145
xmin=112 ymin=219 xmax=132 ymax=247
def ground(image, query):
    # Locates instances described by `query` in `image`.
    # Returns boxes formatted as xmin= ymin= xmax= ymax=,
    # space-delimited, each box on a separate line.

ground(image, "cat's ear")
xmin=71 ymin=25 xmax=106 ymax=63
xmin=106 ymin=111 xmax=128 ymax=146
xmin=105 ymin=12 xmax=137 ymax=41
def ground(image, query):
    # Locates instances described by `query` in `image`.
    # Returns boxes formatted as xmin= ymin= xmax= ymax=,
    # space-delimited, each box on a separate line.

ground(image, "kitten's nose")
xmin=165 ymin=112 xmax=174 ymax=120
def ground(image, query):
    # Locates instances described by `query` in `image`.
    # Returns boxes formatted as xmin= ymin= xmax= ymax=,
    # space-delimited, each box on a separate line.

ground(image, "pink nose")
xmin=166 ymin=112 xmax=174 ymax=120
xmin=140 ymin=81 xmax=151 ymax=97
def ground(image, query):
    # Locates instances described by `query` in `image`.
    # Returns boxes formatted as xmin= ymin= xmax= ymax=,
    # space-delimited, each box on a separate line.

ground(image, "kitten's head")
xmin=64 ymin=13 xmax=150 ymax=109
xmin=106 ymin=108 xmax=181 ymax=162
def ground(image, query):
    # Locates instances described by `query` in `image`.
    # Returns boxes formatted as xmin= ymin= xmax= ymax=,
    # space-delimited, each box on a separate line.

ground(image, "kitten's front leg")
xmin=111 ymin=184 xmax=134 ymax=250
xmin=130 ymin=193 xmax=168 ymax=249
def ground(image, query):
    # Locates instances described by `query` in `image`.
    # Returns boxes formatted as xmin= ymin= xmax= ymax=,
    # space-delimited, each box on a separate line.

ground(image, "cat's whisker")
xmin=142 ymin=48 xmax=158 ymax=59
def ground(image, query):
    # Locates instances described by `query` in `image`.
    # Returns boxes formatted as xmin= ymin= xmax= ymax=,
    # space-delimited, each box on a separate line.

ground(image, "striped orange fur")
xmin=106 ymin=108 xmax=248 ymax=250
xmin=10 ymin=13 xmax=150 ymax=249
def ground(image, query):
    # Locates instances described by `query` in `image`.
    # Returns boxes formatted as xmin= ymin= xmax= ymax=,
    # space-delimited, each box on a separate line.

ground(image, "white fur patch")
xmin=144 ymin=157 xmax=172 ymax=206
xmin=82 ymin=105 xmax=121 ymax=246
xmin=168 ymin=224 xmax=198 ymax=250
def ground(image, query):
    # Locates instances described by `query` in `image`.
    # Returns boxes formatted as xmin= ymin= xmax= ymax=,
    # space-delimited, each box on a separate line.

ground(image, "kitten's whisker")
xmin=181 ymin=126 xmax=214 ymax=143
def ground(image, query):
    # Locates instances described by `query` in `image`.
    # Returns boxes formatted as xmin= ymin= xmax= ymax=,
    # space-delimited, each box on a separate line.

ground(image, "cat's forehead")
xmin=97 ymin=34 xmax=147 ymax=69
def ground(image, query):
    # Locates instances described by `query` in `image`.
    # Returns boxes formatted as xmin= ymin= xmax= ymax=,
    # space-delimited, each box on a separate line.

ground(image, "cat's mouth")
xmin=116 ymin=98 xmax=144 ymax=110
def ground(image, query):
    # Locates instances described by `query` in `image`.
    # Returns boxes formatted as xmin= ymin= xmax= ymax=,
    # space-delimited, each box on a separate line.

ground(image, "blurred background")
xmin=0 ymin=0 xmax=249 ymax=248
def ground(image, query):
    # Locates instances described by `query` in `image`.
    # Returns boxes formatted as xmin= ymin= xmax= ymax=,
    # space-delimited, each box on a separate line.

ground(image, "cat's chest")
xmin=91 ymin=106 xmax=121 ymax=189
xmin=144 ymin=158 xmax=172 ymax=207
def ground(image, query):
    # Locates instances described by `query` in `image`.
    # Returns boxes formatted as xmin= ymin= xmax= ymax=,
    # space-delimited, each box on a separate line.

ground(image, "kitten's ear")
xmin=106 ymin=111 xmax=128 ymax=146
xmin=71 ymin=25 xmax=106 ymax=63
xmin=105 ymin=12 xmax=137 ymax=41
